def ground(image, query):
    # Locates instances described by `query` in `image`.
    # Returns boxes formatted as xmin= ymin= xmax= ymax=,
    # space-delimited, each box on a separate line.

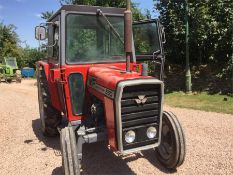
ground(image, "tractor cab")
xmin=3 ymin=57 xmax=19 ymax=69
xmin=35 ymin=4 xmax=185 ymax=175
xmin=35 ymin=5 xmax=164 ymax=72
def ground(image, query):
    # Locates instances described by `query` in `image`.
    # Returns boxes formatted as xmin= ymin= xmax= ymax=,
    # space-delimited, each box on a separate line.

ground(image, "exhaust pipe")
xmin=125 ymin=0 xmax=133 ymax=72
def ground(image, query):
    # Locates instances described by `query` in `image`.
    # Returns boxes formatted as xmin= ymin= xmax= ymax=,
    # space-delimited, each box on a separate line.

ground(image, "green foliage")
xmin=154 ymin=0 xmax=233 ymax=77
xmin=59 ymin=0 xmax=146 ymax=20
xmin=0 ymin=23 xmax=21 ymax=62
xmin=20 ymin=48 xmax=46 ymax=68
xmin=60 ymin=0 xmax=126 ymax=7
xmin=0 ymin=22 xmax=45 ymax=69
xmin=41 ymin=11 xmax=54 ymax=20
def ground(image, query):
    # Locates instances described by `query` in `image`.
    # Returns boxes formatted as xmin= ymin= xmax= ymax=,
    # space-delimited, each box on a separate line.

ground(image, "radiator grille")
xmin=121 ymin=84 xmax=160 ymax=128
xmin=120 ymin=84 xmax=162 ymax=150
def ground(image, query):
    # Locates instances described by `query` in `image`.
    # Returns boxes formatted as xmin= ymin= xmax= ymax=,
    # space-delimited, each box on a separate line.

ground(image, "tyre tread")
xmin=37 ymin=66 xmax=61 ymax=136
xmin=60 ymin=127 xmax=80 ymax=175
xmin=156 ymin=111 xmax=186 ymax=169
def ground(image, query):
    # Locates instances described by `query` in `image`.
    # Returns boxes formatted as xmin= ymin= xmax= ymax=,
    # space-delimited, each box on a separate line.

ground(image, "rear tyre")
xmin=5 ymin=78 xmax=12 ymax=83
xmin=37 ymin=66 xmax=61 ymax=136
xmin=156 ymin=111 xmax=186 ymax=169
xmin=60 ymin=127 xmax=80 ymax=175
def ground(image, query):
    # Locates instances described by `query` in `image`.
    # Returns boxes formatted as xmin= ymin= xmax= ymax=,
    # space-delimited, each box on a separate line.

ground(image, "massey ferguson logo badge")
xmin=135 ymin=95 xmax=147 ymax=105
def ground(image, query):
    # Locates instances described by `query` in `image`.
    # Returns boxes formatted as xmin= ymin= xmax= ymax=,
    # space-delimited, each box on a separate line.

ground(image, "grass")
xmin=165 ymin=92 xmax=233 ymax=115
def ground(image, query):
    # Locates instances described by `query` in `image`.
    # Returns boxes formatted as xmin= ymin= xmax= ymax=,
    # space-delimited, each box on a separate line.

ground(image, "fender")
xmin=37 ymin=60 xmax=49 ymax=80
xmin=37 ymin=60 xmax=65 ymax=113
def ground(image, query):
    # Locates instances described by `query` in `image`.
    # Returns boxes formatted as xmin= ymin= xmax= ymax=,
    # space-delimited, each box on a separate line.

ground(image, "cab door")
xmin=47 ymin=20 xmax=67 ymax=114
xmin=133 ymin=20 xmax=165 ymax=79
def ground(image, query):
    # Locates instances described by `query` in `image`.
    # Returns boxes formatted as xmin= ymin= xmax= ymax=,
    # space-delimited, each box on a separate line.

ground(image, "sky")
xmin=0 ymin=0 xmax=155 ymax=48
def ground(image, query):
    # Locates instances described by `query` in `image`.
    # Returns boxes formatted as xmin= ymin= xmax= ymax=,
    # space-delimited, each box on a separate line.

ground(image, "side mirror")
xmin=35 ymin=26 xmax=47 ymax=40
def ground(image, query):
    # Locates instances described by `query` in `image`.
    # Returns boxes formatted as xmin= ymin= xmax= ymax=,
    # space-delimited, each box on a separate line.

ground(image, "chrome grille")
xmin=120 ymin=84 xmax=162 ymax=151
xmin=121 ymin=84 xmax=160 ymax=129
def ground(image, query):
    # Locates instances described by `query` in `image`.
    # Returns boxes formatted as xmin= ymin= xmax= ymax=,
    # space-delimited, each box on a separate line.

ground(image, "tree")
xmin=0 ymin=22 xmax=22 ymax=65
xmin=20 ymin=48 xmax=46 ymax=68
xmin=0 ymin=22 xmax=46 ymax=68
xmin=60 ymin=0 xmax=126 ymax=7
xmin=154 ymin=0 xmax=233 ymax=77
xmin=41 ymin=11 xmax=54 ymax=20
xmin=59 ymin=0 xmax=146 ymax=20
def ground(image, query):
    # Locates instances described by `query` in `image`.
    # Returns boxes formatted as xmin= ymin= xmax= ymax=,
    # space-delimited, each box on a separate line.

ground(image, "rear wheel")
xmin=156 ymin=111 xmax=186 ymax=169
xmin=60 ymin=127 xmax=80 ymax=175
xmin=5 ymin=78 xmax=12 ymax=83
xmin=37 ymin=66 xmax=61 ymax=136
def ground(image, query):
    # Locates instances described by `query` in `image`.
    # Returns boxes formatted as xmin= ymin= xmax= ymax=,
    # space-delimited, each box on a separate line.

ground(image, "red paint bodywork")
xmin=88 ymin=66 xmax=149 ymax=90
xmin=37 ymin=60 xmax=151 ymax=150
xmin=103 ymin=97 xmax=117 ymax=150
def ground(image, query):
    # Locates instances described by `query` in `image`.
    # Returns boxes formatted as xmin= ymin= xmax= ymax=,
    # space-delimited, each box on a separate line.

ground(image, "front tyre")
xmin=156 ymin=111 xmax=186 ymax=169
xmin=60 ymin=127 xmax=80 ymax=175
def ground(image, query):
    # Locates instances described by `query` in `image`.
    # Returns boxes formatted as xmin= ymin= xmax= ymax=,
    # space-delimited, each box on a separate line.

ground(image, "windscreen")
xmin=66 ymin=14 xmax=125 ymax=63
xmin=5 ymin=58 xmax=17 ymax=68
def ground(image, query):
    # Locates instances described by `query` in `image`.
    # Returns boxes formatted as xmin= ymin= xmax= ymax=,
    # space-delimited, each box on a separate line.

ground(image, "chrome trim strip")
xmin=115 ymin=79 xmax=164 ymax=153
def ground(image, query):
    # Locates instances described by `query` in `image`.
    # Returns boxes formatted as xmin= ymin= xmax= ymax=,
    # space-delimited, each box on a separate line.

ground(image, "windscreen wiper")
xmin=97 ymin=9 xmax=124 ymax=44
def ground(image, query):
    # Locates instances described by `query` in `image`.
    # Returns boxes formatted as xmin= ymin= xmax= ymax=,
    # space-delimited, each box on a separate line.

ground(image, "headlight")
xmin=147 ymin=127 xmax=157 ymax=139
xmin=125 ymin=130 xmax=136 ymax=143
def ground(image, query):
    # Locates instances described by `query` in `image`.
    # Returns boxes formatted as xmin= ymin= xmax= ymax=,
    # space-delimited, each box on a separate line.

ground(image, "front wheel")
xmin=60 ymin=127 xmax=81 ymax=175
xmin=156 ymin=111 xmax=186 ymax=169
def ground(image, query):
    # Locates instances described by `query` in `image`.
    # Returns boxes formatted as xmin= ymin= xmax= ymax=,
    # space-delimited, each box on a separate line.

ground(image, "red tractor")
xmin=35 ymin=1 xmax=185 ymax=174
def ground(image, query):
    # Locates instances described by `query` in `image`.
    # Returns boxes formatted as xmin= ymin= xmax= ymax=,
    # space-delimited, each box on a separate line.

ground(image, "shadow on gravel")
xmin=31 ymin=119 xmax=174 ymax=175
xmin=142 ymin=149 xmax=177 ymax=174
xmin=31 ymin=119 xmax=60 ymax=151
xmin=51 ymin=167 xmax=63 ymax=175
xmin=80 ymin=142 xmax=137 ymax=175
xmin=51 ymin=142 xmax=137 ymax=175
xmin=31 ymin=119 xmax=136 ymax=175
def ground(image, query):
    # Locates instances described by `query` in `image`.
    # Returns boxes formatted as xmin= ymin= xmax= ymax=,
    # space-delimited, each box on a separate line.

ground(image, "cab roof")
xmin=48 ymin=5 xmax=126 ymax=22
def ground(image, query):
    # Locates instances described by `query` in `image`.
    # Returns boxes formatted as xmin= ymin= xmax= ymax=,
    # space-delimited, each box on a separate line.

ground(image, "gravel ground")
xmin=0 ymin=79 xmax=233 ymax=175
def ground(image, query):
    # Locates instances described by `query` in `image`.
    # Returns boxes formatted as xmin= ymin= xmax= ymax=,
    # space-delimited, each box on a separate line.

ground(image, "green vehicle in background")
xmin=0 ymin=57 xmax=22 ymax=83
